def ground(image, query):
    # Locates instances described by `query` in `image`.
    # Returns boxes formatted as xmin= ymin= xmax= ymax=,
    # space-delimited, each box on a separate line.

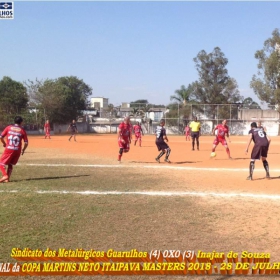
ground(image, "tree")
xmin=0 ymin=76 xmax=29 ymax=115
xmin=26 ymin=76 xmax=92 ymax=124
xmin=242 ymin=97 xmax=261 ymax=109
xmin=250 ymin=28 xmax=280 ymax=109
xmin=170 ymin=84 xmax=194 ymax=106
xmin=190 ymin=47 xmax=243 ymax=119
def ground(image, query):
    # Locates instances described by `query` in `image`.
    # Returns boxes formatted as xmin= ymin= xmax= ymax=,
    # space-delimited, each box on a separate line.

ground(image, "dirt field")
xmin=1 ymin=134 xmax=280 ymax=279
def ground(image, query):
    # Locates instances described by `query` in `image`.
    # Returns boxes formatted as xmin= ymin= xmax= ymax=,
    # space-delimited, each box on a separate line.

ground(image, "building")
xmin=90 ymin=97 xmax=109 ymax=109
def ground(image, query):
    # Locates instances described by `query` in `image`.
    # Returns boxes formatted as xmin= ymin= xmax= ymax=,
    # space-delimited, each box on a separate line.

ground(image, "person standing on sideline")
xmin=118 ymin=116 xmax=132 ymax=162
xmin=133 ymin=122 xmax=144 ymax=147
xmin=189 ymin=117 xmax=201 ymax=150
xmin=155 ymin=119 xmax=171 ymax=163
xmin=245 ymin=122 xmax=270 ymax=180
xmin=44 ymin=120 xmax=51 ymax=139
xmin=183 ymin=124 xmax=191 ymax=141
xmin=211 ymin=119 xmax=232 ymax=159
xmin=0 ymin=116 xmax=28 ymax=183
xmin=67 ymin=120 xmax=78 ymax=141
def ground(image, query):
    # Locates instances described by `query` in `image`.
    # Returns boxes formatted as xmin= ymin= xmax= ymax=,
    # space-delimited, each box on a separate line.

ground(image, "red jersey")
xmin=133 ymin=125 xmax=142 ymax=135
xmin=44 ymin=123 xmax=50 ymax=132
xmin=0 ymin=124 xmax=28 ymax=151
xmin=215 ymin=124 xmax=229 ymax=139
xmin=118 ymin=122 xmax=131 ymax=141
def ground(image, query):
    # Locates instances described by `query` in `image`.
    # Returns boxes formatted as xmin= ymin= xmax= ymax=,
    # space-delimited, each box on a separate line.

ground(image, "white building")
xmin=90 ymin=97 xmax=109 ymax=109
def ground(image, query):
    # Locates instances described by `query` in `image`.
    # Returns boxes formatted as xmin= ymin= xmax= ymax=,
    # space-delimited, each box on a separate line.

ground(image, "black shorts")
xmin=251 ymin=145 xmax=269 ymax=160
xmin=191 ymin=132 xmax=200 ymax=139
xmin=156 ymin=140 xmax=169 ymax=151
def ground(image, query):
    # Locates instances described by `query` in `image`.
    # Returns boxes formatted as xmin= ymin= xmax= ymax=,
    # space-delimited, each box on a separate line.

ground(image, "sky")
xmin=1 ymin=1 xmax=279 ymax=108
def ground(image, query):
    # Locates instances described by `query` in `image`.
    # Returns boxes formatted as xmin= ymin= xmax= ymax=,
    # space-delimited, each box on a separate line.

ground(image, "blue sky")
xmin=1 ymin=1 xmax=279 ymax=107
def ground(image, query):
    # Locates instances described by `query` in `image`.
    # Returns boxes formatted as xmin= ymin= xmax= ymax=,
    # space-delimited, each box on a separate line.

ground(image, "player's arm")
xmin=0 ymin=136 xmax=6 ymax=147
xmin=245 ymin=134 xmax=253 ymax=154
xmin=21 ymin=142 xmax=28 ymax=155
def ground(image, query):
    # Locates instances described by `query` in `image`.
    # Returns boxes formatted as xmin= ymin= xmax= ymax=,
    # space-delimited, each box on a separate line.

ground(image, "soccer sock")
xmin=263 ymin=160 xmax=270 ymax=176
xmin=165 ymin=148 xmax=171 ymax=159
xmin=0 ymin=164 xmax=7 ymax=177
xmin=139 ymin=139 xmax=141 ymax=147
xmin=197 ymin=140 xmax=199 ymax=149
xmin=157 ymin=151 xmax=165 ymax=159
xmin=69 ymin=136 xmax=72 ymax=141
xmin=134 ymin=140 xmax=137 ymax=146
xmin=249 ymin=161 xmax=255 ymax=178
xmin=7 ymin=165 xmax=13 ymax=179
xmin=118 ymin=148 xmax=123 ymax=161
xmin=226 ymin=148 xmax=231 ymax=157
xmin=212 ymin=148 xmax=216 ymax=152
xmin=192 ymin=140 xmax=195 ymax=149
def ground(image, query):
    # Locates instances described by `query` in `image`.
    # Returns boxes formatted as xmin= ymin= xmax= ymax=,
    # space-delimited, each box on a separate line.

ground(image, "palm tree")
xmin=170 ymin=84 xmax=193 ymax=106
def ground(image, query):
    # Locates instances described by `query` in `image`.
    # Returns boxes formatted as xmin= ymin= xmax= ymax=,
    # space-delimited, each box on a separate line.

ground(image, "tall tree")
xmin=170 ymin=84 xmax=193 ymax=105
xmin=250 ymin=28 xmax=280 ymax=109
xmin=0 ymin=76 xmax=29 ymax=115
xmin=242 ymin=97 xmax=260 ymax=109
xmin=190 ymin=47 xmax=243 ymax=119
xmin=26 ymin=76 xmax=92 ymax=124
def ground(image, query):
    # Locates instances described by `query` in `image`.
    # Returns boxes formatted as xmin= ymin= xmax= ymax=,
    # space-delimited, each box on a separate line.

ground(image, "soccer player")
xmin=245 ymin=122 xmax=270 ymax=180
xmin=189 ymin=117 xmax=201 ymax=150
xmin=0 ymin=116 xmax=28 ymax=183
xmin=211 ymin=119 xmax=232 ymax=159
xmin=67 ymin=120 xmax=78 ymax=141
xmin=155 ymin=119 xmax=171 ymax=163
xmin=183 ymin=124 xmax=191 ymax=141
xmin=133 ymin=122 xmax=144 ymax=147
xmin=44 ymin=120 xmax=51 ymax=139
xmin=118 ymin=116 xmax=132 ymax=162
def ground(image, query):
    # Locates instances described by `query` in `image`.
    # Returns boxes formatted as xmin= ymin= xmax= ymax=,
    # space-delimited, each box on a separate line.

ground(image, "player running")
xmin=67 ymin=120 xmax=78 ymax=141
xmin=44 ymin=120 xmax=51 ymax=139
xmin=155 ymin=119 xmax=171 ymax=163
xmin=133 ymin=122 xmax=144 ymax=147
xmin=211 ymin=119 xmax=232 ymax=159
xmin=0 ymin=116 xmax=28 ymax=183
xmin=118 ymin=116 xmax=132 ymax=162
xmin=245 ymin=122 xmax=270 ymax=180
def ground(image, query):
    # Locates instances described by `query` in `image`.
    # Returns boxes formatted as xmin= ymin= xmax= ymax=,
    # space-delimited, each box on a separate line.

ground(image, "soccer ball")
xmin=210 ymin=152 xmax=216 ymax=158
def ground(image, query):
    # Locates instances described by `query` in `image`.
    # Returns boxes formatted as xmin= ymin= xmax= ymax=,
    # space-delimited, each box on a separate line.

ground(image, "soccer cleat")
xmin=164 ymin=158 xmax=171 ymax=163
xmin=246 ymin=176 xmax=253 ymax=181
xmin=192 ymin=149 xmax=195 ymax=151
xmin=155 ymin=158 xmax=160 ymax=163
xmin=0 ymin=175 xmax=9 ymax=183
xmin=266 ymin=173 xmax=271 ymax=179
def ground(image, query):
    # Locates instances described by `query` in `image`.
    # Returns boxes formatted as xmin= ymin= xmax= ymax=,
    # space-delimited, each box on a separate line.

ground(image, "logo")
xmin=0 ymin=2 xmax=14 ymax=19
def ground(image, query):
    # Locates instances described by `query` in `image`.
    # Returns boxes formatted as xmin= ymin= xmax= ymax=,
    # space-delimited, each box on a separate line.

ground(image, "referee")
xmin=189 ymin=117 xmax=201 ymax=151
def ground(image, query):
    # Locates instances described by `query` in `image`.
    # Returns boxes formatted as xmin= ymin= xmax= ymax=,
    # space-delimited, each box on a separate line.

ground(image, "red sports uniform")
xmin=118 ymin=122 xmax=131 ymax=151
xmin=44 ymin=122 xmax=51 ymax=139
xmin=213 ymin=124 xmax=229 ymax=146
xmin=0 ymin=124 xmax=28 ymax=165
xmin=133 ymin=124 xmax=142 ymax=139
xmin=185 ymin=126 xmax=190 ymax=136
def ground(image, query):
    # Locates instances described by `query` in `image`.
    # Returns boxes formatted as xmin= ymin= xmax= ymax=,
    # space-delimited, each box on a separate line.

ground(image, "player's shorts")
xmin=185 ymin=132 xmax=190 ymax=136
xmin=213 ymin=137 xmax=227 ymax=146
xmin=156 ymin=140 xmax=169 ymax=151
xmin=251 ymin=145 xmax=268 ymax=160
xmin=0 ymin=150 xmax=21 ymax=165
xmin=191 ymin=132 xmax=199 ymax=139
xmin=70 ymin=130 xmax=77 ymax=135
xmin=118 ymin=139 xmax=130 ymax=151
xmin=135 ymin=133 xmax=141 ymax=140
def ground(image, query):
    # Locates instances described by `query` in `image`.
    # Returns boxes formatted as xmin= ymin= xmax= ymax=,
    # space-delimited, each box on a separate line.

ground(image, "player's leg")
xmin=191 ymin=134 xmax=195 ymax=150
xmin=74 ymin=132 xmax=77 ymax=141
xmin=139 ymin=136 xmax=142 ymax=147
xmin=155 ymin=149 xmax=165 ymax=163
xmin=223 ymin=143 xmax=232 ymax=159
xmin=118 ymin=148 xmax=124 ymax=162
xmin=0 ymin=163 xmax=8 ymax=182
xmin=262 ymin=157 xmax=270 ymax=178
xmin=247 ymin=160 xmax=255 ymax=180
xmin=6 ymin=164 xmax=13 ymax=182
xmin=164 ymin=147 xmax=171 ymax=163
xmin=196 ymin=135 xmax=199 ymax=150
xmin=69 ymin=134 xmax=73 ymax=141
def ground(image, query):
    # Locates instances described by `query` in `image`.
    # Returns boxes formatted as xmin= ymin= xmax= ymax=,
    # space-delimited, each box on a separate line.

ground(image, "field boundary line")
xmin=19 ymin=163 xmax=280 ymax=172
xmin=1 ymin=189 xmax=280 ymax=200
